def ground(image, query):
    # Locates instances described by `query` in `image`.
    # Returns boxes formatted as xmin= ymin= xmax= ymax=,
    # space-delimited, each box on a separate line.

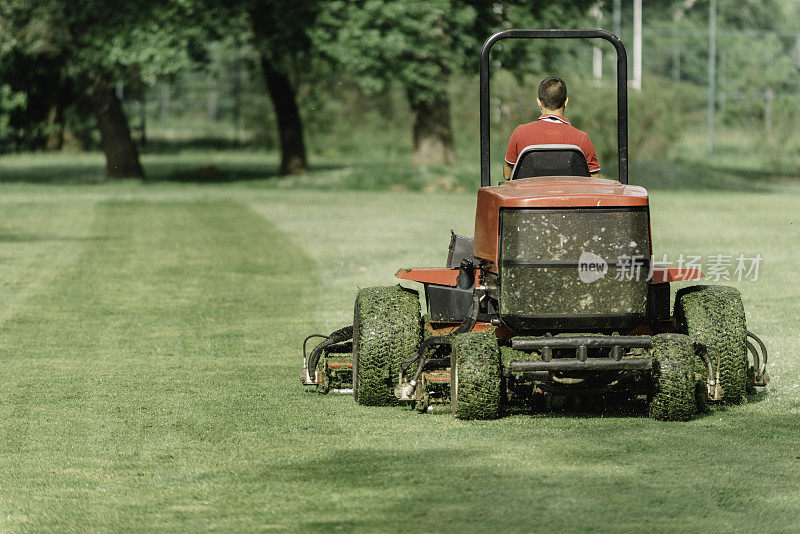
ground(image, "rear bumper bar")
xmin=507 ymin=357 xmax=652 ymax=372
xmin=508 ymin=335 xmax=654 ymax=372
xmin=511 ymin=335 xmax=653 ymax=350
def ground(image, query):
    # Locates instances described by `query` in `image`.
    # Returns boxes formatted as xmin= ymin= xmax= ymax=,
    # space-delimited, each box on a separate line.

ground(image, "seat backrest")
xmin=510 ymin=144 xmax=590 ymax=180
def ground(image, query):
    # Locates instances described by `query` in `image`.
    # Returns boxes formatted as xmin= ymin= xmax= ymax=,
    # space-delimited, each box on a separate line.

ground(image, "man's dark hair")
xmin=538 ymin=77 xmax=567 ymax=110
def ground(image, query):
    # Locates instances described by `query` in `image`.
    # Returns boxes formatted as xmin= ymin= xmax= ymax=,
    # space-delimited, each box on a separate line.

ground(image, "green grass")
xmin=0 ymin=151 xmax=799 ymax=531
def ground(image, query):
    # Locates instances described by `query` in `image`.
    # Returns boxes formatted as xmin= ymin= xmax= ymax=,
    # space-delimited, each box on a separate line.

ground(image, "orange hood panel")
xmin=480 ymin=176 xmax=648 ymax=208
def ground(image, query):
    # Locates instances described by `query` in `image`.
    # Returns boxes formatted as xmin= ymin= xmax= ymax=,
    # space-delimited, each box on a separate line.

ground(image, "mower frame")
xmin=480 ymin=29 xmax=629 ymax=186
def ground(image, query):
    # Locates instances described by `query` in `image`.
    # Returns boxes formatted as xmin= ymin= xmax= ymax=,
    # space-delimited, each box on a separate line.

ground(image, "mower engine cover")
xmin=474 ymin=176 xmax=651 ymax=332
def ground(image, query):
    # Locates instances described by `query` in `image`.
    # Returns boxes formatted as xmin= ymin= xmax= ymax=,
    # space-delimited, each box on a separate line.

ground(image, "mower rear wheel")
xmin=353 ymin=285 xmax=421 ymax=406
xmin=675 ymin=285 xmax=748 ymax=404
xmin=649 ymin=334 xmax=696 ymax=421
xmin=450 ymin=332 xmax=502 ymax=420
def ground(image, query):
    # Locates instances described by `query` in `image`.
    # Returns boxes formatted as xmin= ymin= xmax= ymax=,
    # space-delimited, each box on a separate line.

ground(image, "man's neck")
xmin=541 ymin=108 xmax=566 ymax=117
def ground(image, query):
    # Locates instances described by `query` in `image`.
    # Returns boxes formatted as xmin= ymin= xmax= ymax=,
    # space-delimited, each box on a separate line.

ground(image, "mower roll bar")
xmin=480 ymin=29 xmax=629 ymax=186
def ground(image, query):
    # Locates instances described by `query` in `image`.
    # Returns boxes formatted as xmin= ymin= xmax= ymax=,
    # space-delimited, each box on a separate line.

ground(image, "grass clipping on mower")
xmin=452 ymin=332 xmax=502 ymax=420
xmin=354 ymin=285 xmax=421 ymax=406
xmin=674 ymin=285 xmax=748 ymax=404
xmin=649 ymin=334 xmax=697 ymax=421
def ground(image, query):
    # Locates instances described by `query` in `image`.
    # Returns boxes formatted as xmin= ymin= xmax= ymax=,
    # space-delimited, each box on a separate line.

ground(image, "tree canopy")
xmin=0 ymin=0 xmax=208 ymax=175
xmin=2 ymin=0 xmax=799 ymax=173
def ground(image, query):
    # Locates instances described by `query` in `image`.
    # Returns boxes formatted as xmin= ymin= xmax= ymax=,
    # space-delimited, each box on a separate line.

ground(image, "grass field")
xmin=1 ymin=151 xmax=799 ymax=531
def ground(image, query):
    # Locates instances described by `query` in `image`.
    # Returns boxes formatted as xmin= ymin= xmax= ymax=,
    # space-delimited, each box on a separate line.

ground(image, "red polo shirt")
xmin=505 ymin=115 xmax=600 ymax=174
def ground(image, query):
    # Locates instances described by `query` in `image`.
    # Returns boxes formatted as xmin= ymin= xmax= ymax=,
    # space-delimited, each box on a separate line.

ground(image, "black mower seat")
xmin=510 ymin=144 xmax=591 ymax=180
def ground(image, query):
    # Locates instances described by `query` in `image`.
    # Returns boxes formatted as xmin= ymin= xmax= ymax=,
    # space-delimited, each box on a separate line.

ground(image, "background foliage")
xmin=1 ymin=0 xmax=800 ymax=171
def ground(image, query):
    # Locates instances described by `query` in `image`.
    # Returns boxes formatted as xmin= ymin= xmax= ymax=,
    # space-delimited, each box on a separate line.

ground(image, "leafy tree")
xmin=314 ymin=1 xmax=472 ymax=165
xmin=314 ymin=0 xmax=595 ymax=166
xmin=0 ymin=84 xmax=27 ymax=152
xmin=0 ymin=0 xmax=203 ymax=177
xmin=186 ymin=0 xmax=323 ymax=175
xmin=246 ymin=1 xmax=324 ymax=175
xmin=0 ymin=3 xmax=77 ymax=152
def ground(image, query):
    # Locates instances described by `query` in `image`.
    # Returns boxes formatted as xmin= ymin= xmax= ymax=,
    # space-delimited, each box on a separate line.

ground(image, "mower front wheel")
xmin=648 ymin=333 xmax=697 ymax=421
xmin=450 ymin=332 xmax=502 ymax=420
xmin=353 ymin=285 xmax=421 ymax=406
xmin=675 ymin=285 xmax=748 ymax=404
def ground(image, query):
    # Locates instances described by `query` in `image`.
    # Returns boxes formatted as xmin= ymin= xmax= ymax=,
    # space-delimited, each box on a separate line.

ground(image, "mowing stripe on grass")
xmin=0 ymin=202 xmax=97 ymax=326
xmin=0 ymin=200 xmax=324 ymax=530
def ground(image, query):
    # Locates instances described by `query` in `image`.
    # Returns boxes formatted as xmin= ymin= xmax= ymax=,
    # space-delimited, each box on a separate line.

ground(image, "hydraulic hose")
xmin=305 ymin=325 xmax=354 ymax=381
xmin=307 ymin=283 xmax=483 ymax=395
xmin=403 ymin=289 xmax=482 ymax=393
xmin=409 ymin=336 xmax=453 ymax=385
xmin=694 ymin=343 xmax=723 ymax=401
xmin=746 ymin=330 xmax=769 ymax=386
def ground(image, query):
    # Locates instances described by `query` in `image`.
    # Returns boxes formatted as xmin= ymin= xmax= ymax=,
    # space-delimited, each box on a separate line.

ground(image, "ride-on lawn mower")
xmin=301 ymin=29 xmax=769 ymax=421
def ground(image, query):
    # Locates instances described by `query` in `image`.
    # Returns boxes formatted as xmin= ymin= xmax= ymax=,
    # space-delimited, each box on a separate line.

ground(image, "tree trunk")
xmin=45 ymin=103 xmax=64 ymax=151
xmin=87 ymin=79 xmax=145 ymax=179
xmin=260 ymin=55 xmax=308 ymax=175
xmin=409 ymin=93 xmax=456 ymax=166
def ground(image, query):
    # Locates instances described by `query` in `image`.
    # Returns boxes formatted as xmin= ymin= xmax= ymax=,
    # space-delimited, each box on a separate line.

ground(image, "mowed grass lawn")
xmin=0 ymin=152 xmax=799 ymax=531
